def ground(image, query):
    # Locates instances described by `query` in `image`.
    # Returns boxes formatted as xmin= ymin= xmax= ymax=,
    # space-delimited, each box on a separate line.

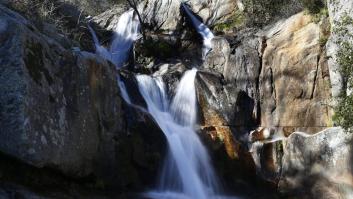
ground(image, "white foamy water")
xmin=181 ymin=3 xmax=214 ymax=59
xmin=88 ymin=9 xmax=140 ymax=104
xmin=137 ymin=69 xmax=235 ymax=199
xmin=89 ymin=9 xmax=140 ymax=68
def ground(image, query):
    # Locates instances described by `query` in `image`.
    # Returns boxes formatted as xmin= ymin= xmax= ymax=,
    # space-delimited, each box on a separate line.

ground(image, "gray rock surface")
xmin=0 ymin=5 xmax=108 ymax=176
xmin=279 ymin=128 xmax=353 ymax=198
xmin=249 ymin=127 xmax=353 ymax=198
xmin=94 ymin=0 xmax=238 ymax=32
xmin=0 ymin=5 xmax=165 ymax=192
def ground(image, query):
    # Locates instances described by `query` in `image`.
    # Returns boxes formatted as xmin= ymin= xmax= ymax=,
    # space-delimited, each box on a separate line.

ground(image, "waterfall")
xmin=89 ymin=6 xmax=234 ymax=199
xmin=181 ymin=3 xmax=214 ymax=58
xmin=88 ymin=9 xmax=140 ymax=104
xmin=138 ymin=70 xmax=227 ymax=199
xmin=88 ymin=9 xmax=140 ymax=68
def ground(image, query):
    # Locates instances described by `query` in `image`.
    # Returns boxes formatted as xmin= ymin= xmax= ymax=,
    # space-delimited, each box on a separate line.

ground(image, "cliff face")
xmin=0 ymin=0 xmax=352 ymax=198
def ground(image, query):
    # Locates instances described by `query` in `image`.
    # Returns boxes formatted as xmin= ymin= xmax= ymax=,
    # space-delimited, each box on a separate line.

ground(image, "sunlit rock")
xmin=258 ymin=12 xmax=333 ymax=135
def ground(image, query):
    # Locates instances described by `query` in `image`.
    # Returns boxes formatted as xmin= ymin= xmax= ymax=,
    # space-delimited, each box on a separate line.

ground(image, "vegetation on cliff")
xmin=332 ymin=13 xmax=353 ymax=133
xmin=300 ymin=0 xmax=326 ymax=14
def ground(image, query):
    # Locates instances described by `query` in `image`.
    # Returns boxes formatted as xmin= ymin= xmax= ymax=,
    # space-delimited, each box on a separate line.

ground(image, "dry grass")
xmin=7 ymin=0 xmax=96 ymax=50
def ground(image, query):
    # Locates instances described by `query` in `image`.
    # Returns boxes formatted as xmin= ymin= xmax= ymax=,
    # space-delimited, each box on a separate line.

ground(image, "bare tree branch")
xmin=126 ymin=0 xmax=146 ymax=40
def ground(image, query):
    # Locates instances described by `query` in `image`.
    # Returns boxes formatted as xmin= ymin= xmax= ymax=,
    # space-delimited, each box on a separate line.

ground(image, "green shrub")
xmin=242 ymin=0 xmax=303 ymax=27
xmin=311 ymin=7 xmax=329 ymax=23
xmin=334 ymin=95 xmax=353 ymax=133
xmin=213 ymin=10 xmax=245 ymax=32
xmin=333 ymin=13 xmax=353 ymax=133
xmin=242 ymin=0 xmax=283 ymax=26
xmin=300 ymin=0 xmax=326 ymax=14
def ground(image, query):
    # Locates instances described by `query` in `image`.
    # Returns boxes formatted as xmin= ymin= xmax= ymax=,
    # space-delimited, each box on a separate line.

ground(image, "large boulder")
xmin=0 ymin=5 xmax=111 ymax=176
xmin=0 ymin=4 xmax=166 ymax=193
xmin=249 ymin=127 xmax=353 ymax=198
xmin=279 ymin=128 xmax=353 ymax=198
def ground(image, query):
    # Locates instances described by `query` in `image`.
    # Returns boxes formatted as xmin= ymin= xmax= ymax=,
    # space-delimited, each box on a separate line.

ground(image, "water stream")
xmin=138 ymin=71 xmax=232 ymax=199
xmin=181 ymin=3 xmax=215 ymax=58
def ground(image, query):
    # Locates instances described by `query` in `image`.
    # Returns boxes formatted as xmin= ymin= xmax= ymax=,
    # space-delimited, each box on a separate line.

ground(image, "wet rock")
xmin=157 ymin=63 xmax=186 ymax=97
xmin=133 ymin=34 xmax=181 ymax=67
xmin=258 ymin=12 xmax=333 ymax=135
xmin=119 ymin=69 xmax=147 ymax=107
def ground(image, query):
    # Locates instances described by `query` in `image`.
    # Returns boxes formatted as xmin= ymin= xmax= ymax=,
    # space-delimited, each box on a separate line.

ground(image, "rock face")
xmin=200 ymin=12 xmax=333 ymax=136
xmin=203 ymin=37 xmax=231 ymax=74
xmin=259 ymin=12 xmax=333 ymax=135
xmin=0 ymin=5 xmax=109 ymax=176
xmin=94 ymin=0 xmax=238 ymax=32
xmin=0 ymin=4 xmax=166 ymax=194
xmin=93 ymin=4 xmax=129 ymax=31
xmin=196 ymin=71 xmax=257 ymax=133
xmin=140 ymin=0 xmax=238 ymax=31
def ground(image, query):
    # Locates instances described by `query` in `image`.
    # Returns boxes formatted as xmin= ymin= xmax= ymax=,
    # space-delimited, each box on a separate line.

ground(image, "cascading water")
xmin=89 ymin=4 xmax=235 ymax=199
xmin=88 ymin=9 xmax=140 ymax=103
xmin=181 ymin=3 xmax=214 ymax=59
xmin=88 ymin=9 xmax=140 ymax=68
xmin=137 ymin=70 xmax=225 ymax=199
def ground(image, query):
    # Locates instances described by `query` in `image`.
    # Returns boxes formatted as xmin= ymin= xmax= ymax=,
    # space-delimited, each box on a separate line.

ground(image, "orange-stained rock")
xmin=249 ymin=127 xmax=273 ymax=142
xmin=198 ymin=94 xmax=239 ymax=159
